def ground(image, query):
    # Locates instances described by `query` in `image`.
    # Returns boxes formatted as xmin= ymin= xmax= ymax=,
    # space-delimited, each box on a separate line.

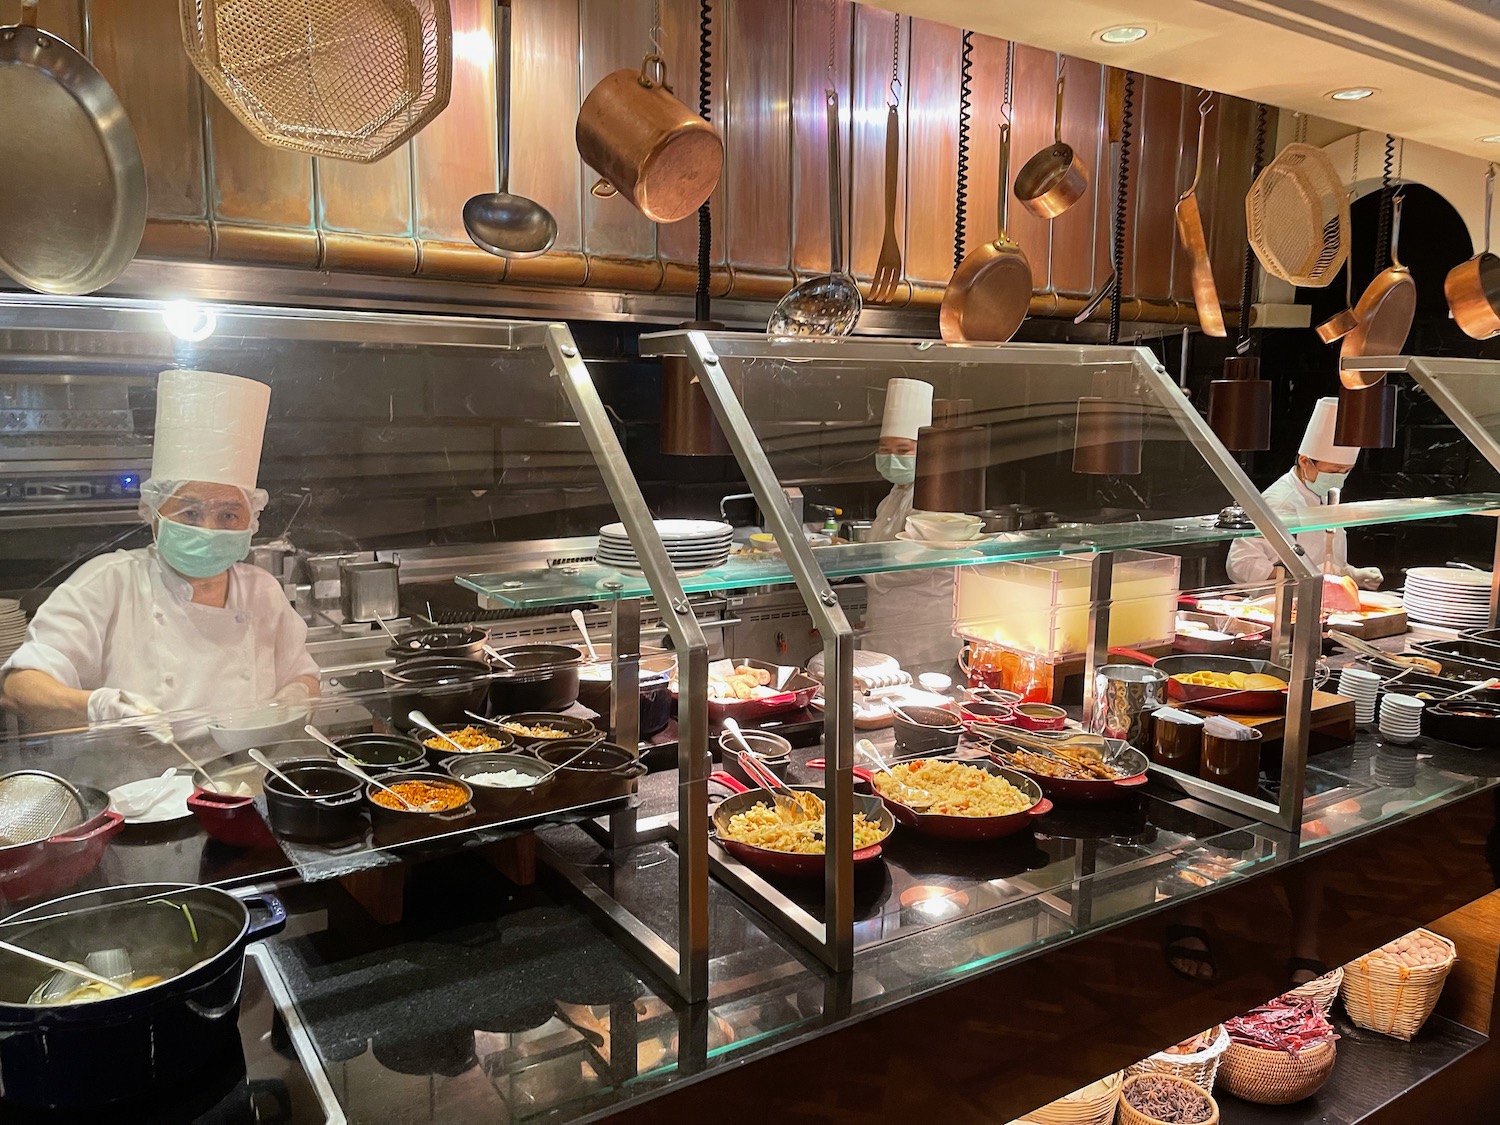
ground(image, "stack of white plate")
xmin=1337 ymin=666 xmax=1381 ymax=725
xmin=1378 ymin=693 xmax=1424 ymax=746
xmin=595 ymin=519 xmax=733 ymax=578
xmin=1402 ymin=566 xmax=1494 ymax=629
xmin=0 ymin=599 xmax=27 ymax=666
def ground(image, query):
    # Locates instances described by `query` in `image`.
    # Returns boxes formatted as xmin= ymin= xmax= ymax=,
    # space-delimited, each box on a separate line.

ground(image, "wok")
xmin=708 ymin=773 xmax=892 ymax=879
xmin=814 ymin=759 xmax=1051 ymax=841
xmin=1341 ymin=194 xmax=1415 ymax=382
xmin=1111 ymin=648 xmax=1295 ymax=713
xmin=983 ymin=736 xmax=1150 ymax=803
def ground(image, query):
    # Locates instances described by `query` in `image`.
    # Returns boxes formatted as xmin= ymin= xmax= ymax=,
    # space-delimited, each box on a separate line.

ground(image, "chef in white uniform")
xmin=1225 ymin=397 xmax=1383 ymax=589
xmin=862 ymin=378 xmax=959 ymax=673
xmin=1 ymin=369 xmax=319 ymax=731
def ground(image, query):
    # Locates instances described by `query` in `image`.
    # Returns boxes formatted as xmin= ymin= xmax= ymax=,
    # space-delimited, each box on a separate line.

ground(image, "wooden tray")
xmin=1187 ymin=689 xmax=1356 ymax=743
xmin=1327 ymin=608 xmax=1408 ymax=642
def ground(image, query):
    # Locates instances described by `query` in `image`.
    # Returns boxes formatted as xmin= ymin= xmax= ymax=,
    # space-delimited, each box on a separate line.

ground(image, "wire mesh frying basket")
xmin=0 ymin=771 xmax=86 ymax=848
xmin=180 ymin=0 xmax=453 ymax=163
xmin=1246 ymin=143 xmax=1349 ymax=288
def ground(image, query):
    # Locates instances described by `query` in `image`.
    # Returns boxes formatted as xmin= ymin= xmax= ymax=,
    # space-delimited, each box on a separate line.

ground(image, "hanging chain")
xmin=1350 ymin=131 xmax=1361 ymax=200
xmin=650 ymin=0 xmax=661 ymax=56
xmin=887 ymin=12 xmax=901 ymax=108
xmin=826 ymin=0 xmax=836 ymax=88
xmin=1002 ymin=40 xmax=1014 ymax=119
xmin=1294 ymin=111 xmax=1307 ymax=145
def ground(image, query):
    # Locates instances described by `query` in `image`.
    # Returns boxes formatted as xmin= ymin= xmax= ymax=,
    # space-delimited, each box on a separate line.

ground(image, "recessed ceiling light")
xmin=1481 ymin=135 xmax=1500 ymax=144
xmin=1097 ymin=25 xmax=1149 ymax=44
xmin=1328 ymin=87 xmax=1377 ymax=101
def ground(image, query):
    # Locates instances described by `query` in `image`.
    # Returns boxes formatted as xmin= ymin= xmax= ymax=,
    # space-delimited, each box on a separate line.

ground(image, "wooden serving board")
xmin=1327 ymin=609 xmax=1409 ymax=642
xmin=1186 ymin=689 xmax=1357 ymax=744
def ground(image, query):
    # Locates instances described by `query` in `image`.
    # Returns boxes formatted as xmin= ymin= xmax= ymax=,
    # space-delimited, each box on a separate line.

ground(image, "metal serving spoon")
xmin=249 ymin=749 xmax=312 ymax=798
xmin=407 ymin=710 xmax=468 ymax=754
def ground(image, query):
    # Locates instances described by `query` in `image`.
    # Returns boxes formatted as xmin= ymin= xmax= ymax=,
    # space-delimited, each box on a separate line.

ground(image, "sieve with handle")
xmin=0 ymin=771 xmax=86 ymax=848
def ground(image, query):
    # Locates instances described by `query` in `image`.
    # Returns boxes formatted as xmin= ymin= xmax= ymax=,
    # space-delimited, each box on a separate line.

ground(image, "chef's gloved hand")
xmin=272 ymin=680 xmax=312 ymax=706
xmin=1349 ymin=566 xmax=1384 ymax=591
xmin=87 ymin=687 xmax=161 ymax=724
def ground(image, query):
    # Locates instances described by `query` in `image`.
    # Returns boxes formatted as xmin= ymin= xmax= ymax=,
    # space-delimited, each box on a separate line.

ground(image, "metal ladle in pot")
xmin=407 ymin=710 xmax=469 ymax=754
xmin=768 ymin=89 xmax=861 ymax=337
xmin=332 ymin=757 xmax=423 ymax=812
xmin=2 ymin=940 xmax=124 ymax=998
xmin=463 ymin=2 xmax=556 ymax=259
xmin=249 ymin=749 xmax=312 ymax=799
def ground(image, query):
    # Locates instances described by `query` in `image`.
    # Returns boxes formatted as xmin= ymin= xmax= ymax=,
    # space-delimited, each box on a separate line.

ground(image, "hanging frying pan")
xmin=1315 ymin=259 xmax=1359 ymax=344
xmin=1444 ymin=165 xmax=1500 ymax=341
xmin=939 ymin=123 xmax=1033 ymax=342
xmin=1176 ymin=97 xmax=1226 ymax=337
xmin=0 ymin=0 xmax=146 ymax=295
xmin=1013 ymin=73 xmax=1089 ymax=220
xmin=1341 ymin=193 xmax=1415 ymax=386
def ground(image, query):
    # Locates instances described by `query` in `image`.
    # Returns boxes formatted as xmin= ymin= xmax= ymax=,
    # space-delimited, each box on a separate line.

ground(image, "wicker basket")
xmin=1285 ymin=966 xmax=1344 ymax=1015
xmin=1008 ymin=1072 xmax=1121 ymax=1125
xmin=1126 ymin=1026 xmax=1230 ymax=1093
xmin=1119 ymin=1074 xmax=1220 ymax=1125
xmin=1341 ymin=929 xmax=1457 ymax=1041
xmin=1218 ymin=1040 xmax=1337 ymax=1104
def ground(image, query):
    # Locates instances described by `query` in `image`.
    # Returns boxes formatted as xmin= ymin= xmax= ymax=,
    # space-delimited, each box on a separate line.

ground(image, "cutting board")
xmin=1187 ymin=689 xmax=1356 ymax=744
xmin=1327 ymin=608 xmax=1408 ymax=642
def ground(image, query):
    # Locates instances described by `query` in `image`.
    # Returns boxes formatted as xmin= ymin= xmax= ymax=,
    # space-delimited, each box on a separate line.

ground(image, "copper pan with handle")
xmin=939 ymin=122 xmax=1033 ymax=342
xmin=1176 ymin=96 xmax=1226 ymax=338
xmin=1341 ymin=192 xmax=1416 ymax=386
xmin=1444 ymin=165 xmax=1500 ymax=341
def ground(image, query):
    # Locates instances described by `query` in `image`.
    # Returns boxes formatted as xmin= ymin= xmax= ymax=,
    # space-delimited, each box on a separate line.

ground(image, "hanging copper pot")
xmin=576 ymin=54 xmax=723 ymax=224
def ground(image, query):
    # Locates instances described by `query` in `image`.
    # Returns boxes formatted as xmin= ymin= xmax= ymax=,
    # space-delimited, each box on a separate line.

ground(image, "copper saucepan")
xmin=1176 ymin=97 xmax=1226 ymax=338
xmin=1444 ymin=165 xmax=1500 ymax=341
xmin=1316 ymin=259 xmax=1359 ymax=344
xmin=1341 ymin=193 xmax=1416 ymax=386
xmin=575 ymin=54 xmax=723 ymax=225
xmin=1013 ymin=74 xmax=1089 ymax=220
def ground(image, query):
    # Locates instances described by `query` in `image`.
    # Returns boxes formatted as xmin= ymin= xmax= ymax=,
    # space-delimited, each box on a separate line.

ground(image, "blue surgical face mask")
xmin=876 ymin=452 xmax=916 ymax=485
xmin=156 ymin=517 xmax=252 ymax=579
xmin=1305 ymin=470 xmax=1348 ymax=501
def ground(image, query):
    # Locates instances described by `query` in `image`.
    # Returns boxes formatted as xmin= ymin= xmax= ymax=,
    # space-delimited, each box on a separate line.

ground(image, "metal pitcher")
xmin=1089 ymin=663 xmax=1167 ymax=745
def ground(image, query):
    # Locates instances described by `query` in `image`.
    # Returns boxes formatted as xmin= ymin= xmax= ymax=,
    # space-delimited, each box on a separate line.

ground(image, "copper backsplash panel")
xmin=9 ymin=0 xmax=1253 ymax=322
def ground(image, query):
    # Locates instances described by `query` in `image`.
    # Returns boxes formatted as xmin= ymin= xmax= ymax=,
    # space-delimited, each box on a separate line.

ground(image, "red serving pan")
xmin=1110 ymin=647 xmax=1292 ymax=714
xmin=0 ymin=786 xmax=123 ymax=906
xmin=809 ymin=758 xmax=1051 ymax=841
xmin=1173 ymin=612 xmax=1271 ymax=655
xmin=980 ymin=736 xmax=1149 ymax=803
xmin=687 ymin=658 xmax=820 ymax=723
xmin=708 ymin=772 xmax=892 ymax=878
xmin=188 ymin=788 xmax=279 ymax=850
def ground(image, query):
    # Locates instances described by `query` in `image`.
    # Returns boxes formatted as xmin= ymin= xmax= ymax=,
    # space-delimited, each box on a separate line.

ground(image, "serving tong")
xmin=855 ymin=739 xmax=935 ymax=810
xmin=984 ymin=727 xmax=1129 ymax=778
xmin=736 ymin=751 xmax=821 ymax=822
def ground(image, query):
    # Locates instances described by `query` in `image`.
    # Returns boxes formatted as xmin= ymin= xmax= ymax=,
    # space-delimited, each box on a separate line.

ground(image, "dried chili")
xmin=1224 ymin=995 xmax=1338 ymax=1054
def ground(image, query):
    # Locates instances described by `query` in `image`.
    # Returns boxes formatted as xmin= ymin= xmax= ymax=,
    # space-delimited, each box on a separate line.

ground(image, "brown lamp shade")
xmin=1207 ymin=355 xmax=1272 ymax=451
xmin=660 ymin=320 xmax=730 ymax=456
xmin=1072 ymin=396 xmax=1144 ymax=475
xmin=1335 ymin=381 xmax=1398 ymax=449
xmin=915 ymin=398 xmax=989 ymax=511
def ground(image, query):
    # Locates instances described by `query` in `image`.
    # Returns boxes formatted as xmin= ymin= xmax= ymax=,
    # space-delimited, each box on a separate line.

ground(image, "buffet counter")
xmin=194 ymin=719 xmax=1495 ymax=1125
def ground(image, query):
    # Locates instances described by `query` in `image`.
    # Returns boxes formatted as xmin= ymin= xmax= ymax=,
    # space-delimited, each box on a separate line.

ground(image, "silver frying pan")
xmin=0 ymin=1 xmax=146 ymax=295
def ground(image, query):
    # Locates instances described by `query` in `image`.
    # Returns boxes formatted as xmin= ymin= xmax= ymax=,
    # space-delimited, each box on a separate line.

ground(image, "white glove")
xmin=87 ymin=687 xmax=161 ymax=723
xmin=1349 ymin=566 xmax=1384 ymax=591
xmin=272 ymin=680 xmax=312 ymax=706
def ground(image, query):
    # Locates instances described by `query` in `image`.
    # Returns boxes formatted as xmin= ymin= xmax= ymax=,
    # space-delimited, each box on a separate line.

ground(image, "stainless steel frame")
xmin=541 ymin=324 xmax=711 ymax=1002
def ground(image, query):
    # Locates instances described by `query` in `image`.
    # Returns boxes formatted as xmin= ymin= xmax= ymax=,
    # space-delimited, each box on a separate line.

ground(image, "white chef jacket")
xmin=1 ymin=548 xmax=318 ymax=723
xmin=861 ymin=484 xmax=959 ymax=671
xmin=1225 ymin=469 xmax=1353 ymax=585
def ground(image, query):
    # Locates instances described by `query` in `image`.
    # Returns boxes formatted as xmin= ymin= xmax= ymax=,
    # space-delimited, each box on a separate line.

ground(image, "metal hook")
xmin=1198 ymin=89 xmax=1214 ymax=114
xmin=888 ymin=76 xmax=902 ymax=109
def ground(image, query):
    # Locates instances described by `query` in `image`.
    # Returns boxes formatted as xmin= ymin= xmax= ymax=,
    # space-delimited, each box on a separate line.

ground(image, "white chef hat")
xmin=140 ymin=370 xmax=272 ymax=522
xmin=880 ymin=378 xmax=934 ymax=440
xmin=1299 ymin=397 xmax=1360 ymax=464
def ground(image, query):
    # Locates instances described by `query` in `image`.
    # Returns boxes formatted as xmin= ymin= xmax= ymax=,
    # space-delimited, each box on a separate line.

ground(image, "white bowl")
xmin=207 ymin=701 xmax=313 ymax=752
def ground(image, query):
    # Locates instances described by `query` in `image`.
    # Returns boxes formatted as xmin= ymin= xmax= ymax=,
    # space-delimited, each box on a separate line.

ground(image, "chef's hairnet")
xmin=138 ymin=478 xmax=269 ymax=532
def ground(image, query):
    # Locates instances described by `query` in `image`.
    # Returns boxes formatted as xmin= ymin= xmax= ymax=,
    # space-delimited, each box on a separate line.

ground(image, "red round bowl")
xmin=1012 ymin=702 xmax=1067 ymax=731
xmin=188 ymin=788 xmax=278 ymax=850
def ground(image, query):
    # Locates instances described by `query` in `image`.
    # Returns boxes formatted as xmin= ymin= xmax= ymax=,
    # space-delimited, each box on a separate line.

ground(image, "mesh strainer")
xmin=1246 ymin=143 xmax=1350 ymax=288
xmin=0 ymin=771 xmax=85 ymax=848
xmin=179 ymin=0 xmax=452 ymax=163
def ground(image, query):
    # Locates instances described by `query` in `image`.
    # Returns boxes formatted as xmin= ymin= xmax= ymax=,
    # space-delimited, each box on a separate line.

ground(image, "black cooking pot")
xmin=532 ymin=740 xmax=647 ymax=806
xmin=487 ymin=644 xmax=583 ymax=714
xmin=418 ymin=722 xmax=517 ymax=767
xmin=491 ymin=712 xmax=597 ymax=750
xmin=261 ymin=758 xmax=366 ymax=844
xmin=0 ymin=882 xmax=286 ymax=1108
xmin=385 ymin=625 xmax=489 ymax=663
xmin=364 ymin=773 xmax=475 ymax=846
xmin=383 ymin=657 xmax=493 ymax=731
xmin=577 ymin=651 xmax=677 ymax=739
xmin=444 ymin=752 xmax=555 ymax=819
xmin=334 ymin=732 xmax=427 ymax=772
xmin=1424 ymin=700 xmax=1500 ymax=748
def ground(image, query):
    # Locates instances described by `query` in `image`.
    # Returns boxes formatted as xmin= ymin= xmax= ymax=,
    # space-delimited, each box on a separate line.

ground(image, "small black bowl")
xmin=892 ymin=704 xmax=964 ymax=756
xmin=261 ymin=759 xmax=367 ymax=844
xmin=334 ymin=733 xmax=427 ymax=772
xmin=1424 ymin=700 xmax=1500 ymax=748
xmin=489 ymin=713 xmax=597 ymax=750
xmin=418 ymin=723 xmax=517 ymax=766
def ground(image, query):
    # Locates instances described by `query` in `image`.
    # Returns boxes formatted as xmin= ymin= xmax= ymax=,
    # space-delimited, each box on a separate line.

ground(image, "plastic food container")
xmin=955 ymin=549 xmax=1180 ymax=659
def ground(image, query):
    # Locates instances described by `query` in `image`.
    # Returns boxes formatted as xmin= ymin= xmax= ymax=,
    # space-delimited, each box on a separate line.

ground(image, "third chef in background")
xmin=862 ymin=378 xmax=958 ymax=673
xmin=1226 ymin=397 xmax=1383 ymax=589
